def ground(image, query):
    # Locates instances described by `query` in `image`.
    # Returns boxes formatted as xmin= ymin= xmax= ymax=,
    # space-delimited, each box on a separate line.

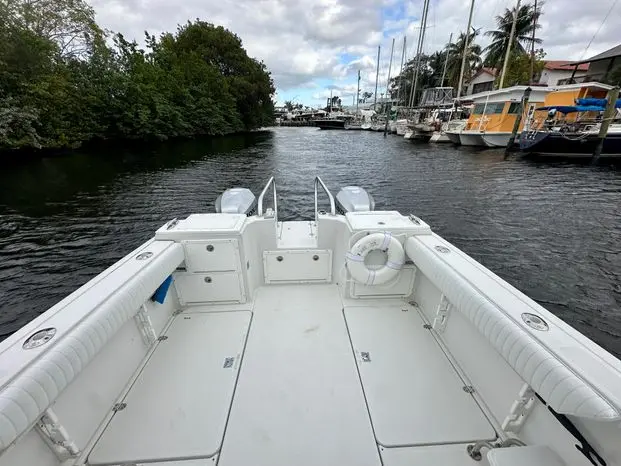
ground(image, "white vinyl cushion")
xmin=487 ymin=445 xmax=565 ymax=466
xmin=405 ymin=237 xmax=620 ymax=421
xmin=0 ymin=241 xmax=184 ymax=451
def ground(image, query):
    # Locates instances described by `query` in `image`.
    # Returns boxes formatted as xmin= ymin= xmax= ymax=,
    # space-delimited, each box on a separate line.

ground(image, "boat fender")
xmin=346 ymin=232 xmax=405 ymax=286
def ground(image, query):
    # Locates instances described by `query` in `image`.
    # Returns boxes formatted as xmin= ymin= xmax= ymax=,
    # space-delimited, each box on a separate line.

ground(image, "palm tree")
xmin=484 ymin=3 xmax=542 ymax=69
xmin=444 ymin=30 xmax=482 ymax=90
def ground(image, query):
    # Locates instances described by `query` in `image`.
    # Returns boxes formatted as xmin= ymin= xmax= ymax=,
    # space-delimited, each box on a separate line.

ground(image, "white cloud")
xmin=90 ymin=0 xmax=621 ymax=105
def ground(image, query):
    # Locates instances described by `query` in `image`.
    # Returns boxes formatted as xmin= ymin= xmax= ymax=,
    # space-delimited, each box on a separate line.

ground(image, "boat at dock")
xmin=519 ymin=82 xmax=621 ymax=158
xmin=315 ymin=118 xmax=347 ymax=130
xmin=1 ymin=176 xmax=620 ymax=466
xmin=521 ymin=123 xmax=621 ymax=158
xmin=450 ymin=86 xmax=550 ymax=147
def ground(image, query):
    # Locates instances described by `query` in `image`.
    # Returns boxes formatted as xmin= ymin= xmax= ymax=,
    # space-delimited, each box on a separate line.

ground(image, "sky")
xmin=90 ymin=0 xmax=620 ymax=107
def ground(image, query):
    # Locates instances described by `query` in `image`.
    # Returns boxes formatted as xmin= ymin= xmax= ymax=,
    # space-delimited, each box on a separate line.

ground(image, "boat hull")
xmin=445 ymin=131 xmax=461 ymax=144
xmin=315 ymin=119 xmax=346 ymax=130
xmin=459 ymin=132 xmax=485 ymax=146
xmin=520 ymin=130 xmax=621 ymax=158
xmin=430 ymin=131 xmax=450 ymax=143
xmin=481 ymin=132 xmax=513 ymax=148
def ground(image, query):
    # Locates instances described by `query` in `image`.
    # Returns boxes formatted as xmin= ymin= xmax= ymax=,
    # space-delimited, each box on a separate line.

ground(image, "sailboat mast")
xmin=396 ymin=37 xmax=407 ymax=105
xmin=356 ymin=70 xmax=360 ymax=117
xmin=374 ymin=45 xmax=381 ymax=109
xmin=409 ymin=0 xmax=430 ymax=107
xmin=440 ymin=33 xmax=453 ymax=87
xmin=499 ymin=0 xmax=521 ymax=89
xmin=383 ymin=38 xmax=396 ymax=136
xmin=530 ymin=0 xmax=538 ymax=83
xmin=456 ymin=0 xmax=475 ymax=98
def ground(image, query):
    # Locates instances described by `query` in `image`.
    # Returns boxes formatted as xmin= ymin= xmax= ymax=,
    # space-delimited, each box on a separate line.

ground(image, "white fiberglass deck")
xmin=89 ymin=285 xmax=496 ymax=466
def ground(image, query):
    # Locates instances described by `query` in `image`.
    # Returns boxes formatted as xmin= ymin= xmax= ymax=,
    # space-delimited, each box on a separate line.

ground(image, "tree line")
xmin=0 ymin=0 xmax=275 ymax=152
xmin=391 ymin=3 xmax=544 ymax=104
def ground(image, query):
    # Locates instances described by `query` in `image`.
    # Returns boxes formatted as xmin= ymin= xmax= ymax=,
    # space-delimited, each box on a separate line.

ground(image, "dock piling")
xmin=592 ymin=86 xmax=620 ymax=163
xmin=505 ymin=87 xmax=531 ymax=157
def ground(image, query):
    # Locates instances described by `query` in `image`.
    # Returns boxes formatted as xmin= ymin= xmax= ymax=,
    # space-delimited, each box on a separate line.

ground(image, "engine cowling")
xmin=336 ymin=186 xmax=375 ymax=213
xmin=215 ymin=188 xmax=256 ymax=215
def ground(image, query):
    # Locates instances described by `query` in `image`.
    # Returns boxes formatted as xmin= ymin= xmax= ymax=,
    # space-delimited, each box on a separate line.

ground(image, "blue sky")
xmin=92 ymin=0 xmax=621 ymax=107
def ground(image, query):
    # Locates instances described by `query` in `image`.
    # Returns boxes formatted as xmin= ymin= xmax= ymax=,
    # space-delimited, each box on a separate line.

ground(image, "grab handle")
xmin=257 ymin=176 xmax=277 ymax=219
xmin=314 ymin=176 xmax=335 ymax=222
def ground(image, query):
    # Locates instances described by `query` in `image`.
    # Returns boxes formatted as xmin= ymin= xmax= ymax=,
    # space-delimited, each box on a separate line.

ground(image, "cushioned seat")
xmin=405 ymin=236 xmax=620 ymax=421
xmin=488 ymin=446 xmax=564 ymax=466
xmin=0 ymin=240 xmax=184 ymax=451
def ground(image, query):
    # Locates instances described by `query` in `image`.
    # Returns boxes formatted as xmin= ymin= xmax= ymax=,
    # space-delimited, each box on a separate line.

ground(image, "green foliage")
xmin=0 ymin=1 xmax=275 ymax=151
xmin=484 ymin=2 xmax=542 ymax=70
xmin=496 ymin=49 xmax=545 ymax=87
xmin=605 ymin=66 xmax=621 ymax=86
xmin=390 ymin=30 xmax=482 ymax=104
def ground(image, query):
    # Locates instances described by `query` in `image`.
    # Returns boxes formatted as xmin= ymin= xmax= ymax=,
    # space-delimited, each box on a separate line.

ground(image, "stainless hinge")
xmin=423 ymin=324 xmax=432 ymax=329
xmin=361 ymin=352 xmax=371 ymax=362
xmin=158 ymin=335 xmax=168 ymax=341
xmin=433 ymin=294 xmax=451 ymax=333
xmin=223 ymin=357 xmax=235 ymax=368
xmin=112 ymin=402 xmax=127 ymax=412
xmin=173 ymin=309 xmax=183 ymax=316
xmin=463 ymin=385 xmax=475 ymax=394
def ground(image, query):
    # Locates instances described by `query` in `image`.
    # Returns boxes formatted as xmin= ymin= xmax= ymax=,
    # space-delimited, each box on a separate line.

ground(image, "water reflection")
xmin=0 ymin=127 xmax=619 ymax=357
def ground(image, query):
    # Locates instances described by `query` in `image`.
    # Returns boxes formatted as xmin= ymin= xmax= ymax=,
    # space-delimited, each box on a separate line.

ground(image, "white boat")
xmin=1 ymin=178 xmax=620 ymax=466
xmin=482 ymin=132 xmax=515 ymax=148
xmin=430 ymin=130 xmax=450 ymax=143
xmin=459 ymin=130 xmax=486 ymax=146
xmin=361 ymin=122 xmax=373 ymax=130
xmin=445 ymin=119 xmax=468 ymax=144
xmin=395 ymin=119 xmax=409 ymax=136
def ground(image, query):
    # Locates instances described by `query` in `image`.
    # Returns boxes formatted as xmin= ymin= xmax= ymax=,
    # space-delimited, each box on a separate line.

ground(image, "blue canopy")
xmin=576 ymin=98 xmax=621 ymax=108
xmin=536 ymin=105 xmax=605 ymax=113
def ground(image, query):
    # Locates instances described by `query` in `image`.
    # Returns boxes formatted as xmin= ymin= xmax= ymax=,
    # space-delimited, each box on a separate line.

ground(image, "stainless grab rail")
xmin=257 ymin=176 xmax=277 ymax=218
xmin=314 ymin=176 xmax=336 ymax=222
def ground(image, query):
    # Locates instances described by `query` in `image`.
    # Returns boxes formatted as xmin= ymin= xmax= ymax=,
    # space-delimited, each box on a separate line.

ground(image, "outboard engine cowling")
xmin=336 ymin=186 xmax=375 ymax=213
xmin=215 ymin=188 xmax=256 ymax=215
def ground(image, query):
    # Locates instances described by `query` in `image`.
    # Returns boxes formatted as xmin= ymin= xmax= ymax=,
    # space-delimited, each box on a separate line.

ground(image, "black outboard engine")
xmin=215 ymin=188 xmax=257 ymax=215
xmin=335 ymin=186 xmax=375 ymax=214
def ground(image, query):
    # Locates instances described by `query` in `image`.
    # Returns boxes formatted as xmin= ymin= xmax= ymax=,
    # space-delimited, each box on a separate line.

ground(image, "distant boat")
xmin=451 ymin=86 xmax=549 ymax=147
xmin=520 ymin=82 xmax=621 ymax=158
xmin=520 ymin=123 xmax=621 ymax=158
xmin=395 ymin=119 xmax=409 ymax=135
xmin=445 ymin=119 xmax=468 ymax=144
xmin=315 ymin=119 xmax=347 ymax=130
xmin=344 ymin=121 xmax=364 ymax=130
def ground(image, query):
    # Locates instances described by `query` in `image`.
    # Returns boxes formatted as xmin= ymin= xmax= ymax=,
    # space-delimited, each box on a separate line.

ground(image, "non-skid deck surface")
xmin=380 ymin=443 xmax=491 ymax=466
xmin=218 ymin=285 xmax=381 ymax=466
xmin=345 ymin=305 xmax=496 ymax=447
xmin=89 ymin=311 xmax=251 ymax=465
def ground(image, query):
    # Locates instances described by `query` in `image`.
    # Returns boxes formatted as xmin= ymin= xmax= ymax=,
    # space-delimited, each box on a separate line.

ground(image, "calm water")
xmin=1 ymin=127 xmax=620 ymax=357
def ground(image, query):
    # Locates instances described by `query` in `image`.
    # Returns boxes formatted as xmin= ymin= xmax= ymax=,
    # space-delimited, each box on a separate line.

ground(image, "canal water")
xmin=1 ymin=127 xmax=620 ymax=357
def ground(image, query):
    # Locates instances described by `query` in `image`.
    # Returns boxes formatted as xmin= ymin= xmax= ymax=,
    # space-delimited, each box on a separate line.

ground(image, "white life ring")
xmin=346 ymin=232 xmax=405 ymax=285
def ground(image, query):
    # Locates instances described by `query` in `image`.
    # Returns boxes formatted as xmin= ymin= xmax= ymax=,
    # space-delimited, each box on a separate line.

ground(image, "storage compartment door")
xmin=344 ymin=306 xmax=495 ymax=447
xmin=88 ymin=311 xmax=251 ymax=465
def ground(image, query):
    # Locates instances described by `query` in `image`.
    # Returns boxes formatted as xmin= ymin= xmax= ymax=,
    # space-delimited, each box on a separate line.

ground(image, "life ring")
xmin=346 ymin=232 xmax=405 ymax=285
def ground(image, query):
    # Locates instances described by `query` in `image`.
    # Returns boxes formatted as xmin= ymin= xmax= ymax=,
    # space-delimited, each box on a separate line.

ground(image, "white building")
xmin=538 ymin=61 xmax=589 ymax=86
xmin=465 ymin=68 xmax=497 ymax=96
